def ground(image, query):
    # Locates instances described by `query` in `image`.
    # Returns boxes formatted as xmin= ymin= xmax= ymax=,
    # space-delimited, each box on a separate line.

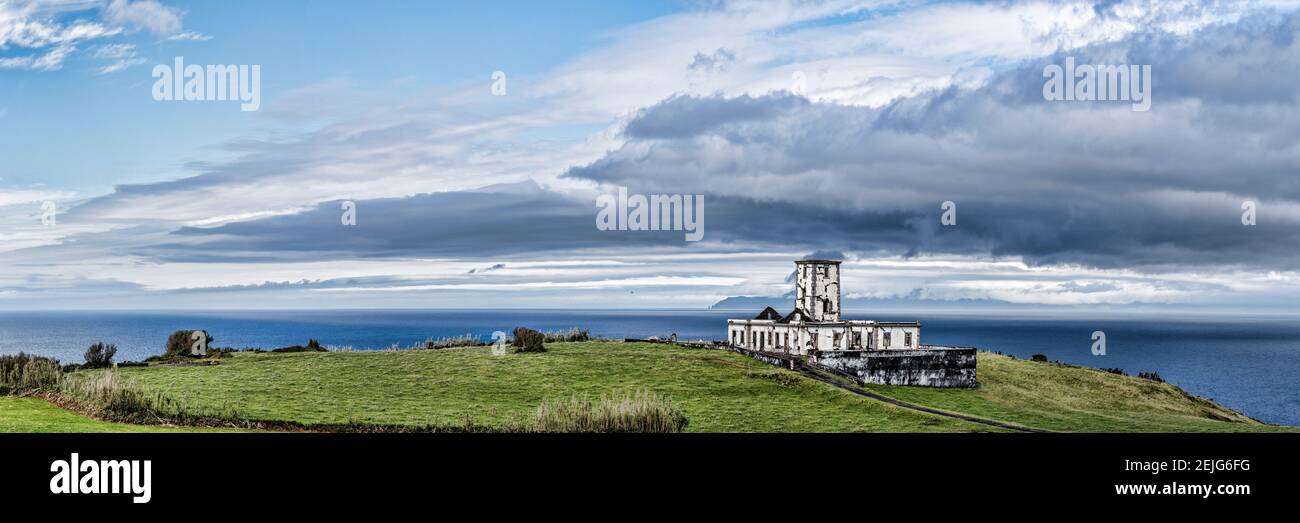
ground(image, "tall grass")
xmin=533 ymin=390 xmax=688 ymax=433
xmin=0 ymin=353 xmax=62 ymax=394
xmin=542 ymin=327 xmax=591 ymax=343
xmin=4 ymin=352 xmax=688 ymax=432
xmin=1 ymin=353 xmax=239 ymax=424
xmin=58 ymin=371 xmax=240 ymax=423
xmin=422 ymin=334 xmax=484 ymax=350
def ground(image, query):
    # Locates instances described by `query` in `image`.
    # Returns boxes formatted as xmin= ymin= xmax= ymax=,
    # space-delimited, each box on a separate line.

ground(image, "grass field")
xmin=115 ymin=342 xmax=993 ymax=432
xmin=0 ymin=396 xmax=229 ymax=433
xmin=4 ymin=341 xmax=1293 ymax=432
xmin=866 ymin=353 xmax=1294 ymax=433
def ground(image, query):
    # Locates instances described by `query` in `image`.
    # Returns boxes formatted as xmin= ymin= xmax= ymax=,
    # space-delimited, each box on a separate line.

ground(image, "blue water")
xmin=0 ymin=309 xmax=1296 ymax=426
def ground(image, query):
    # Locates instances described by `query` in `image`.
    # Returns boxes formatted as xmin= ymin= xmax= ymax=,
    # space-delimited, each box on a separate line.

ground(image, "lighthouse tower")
xmin=794 ymin=259 xmax=840 ymax=322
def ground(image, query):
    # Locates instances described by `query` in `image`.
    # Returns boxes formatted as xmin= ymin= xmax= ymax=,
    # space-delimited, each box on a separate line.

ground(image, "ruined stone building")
xmin=726 ymin=260 xmax=922 ymax=354
xmin=726 ymin=259 xmax=976 ymax=387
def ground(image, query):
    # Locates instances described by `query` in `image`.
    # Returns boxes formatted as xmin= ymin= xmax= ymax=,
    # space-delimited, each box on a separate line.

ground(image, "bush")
xmin=57 ymin=371 xmax=224 ymax=422
xmin=422 ymin=334 xmax=483 ymax=350
xmin=542 ymin=327 xmax=590 ymax=343
xmin=2 ymin=353 xmax=60 ymax=392
xmin=533 ymin=390 xmax=687 ymax=433
xmin=1137 ymin=371 xmax=1165 ymax=383
xmin=1030 ymin=354 xmax=1048 ymax=362
xmin=511 ymin=327 xmax=546 ymax=353
xmin=83 ymin=342 xmax=118 ymax=369
xmin=1101 ymin=367 xmax=1127 ymax=376
xmin=0 ymin=353 xmax=63 ymax=394
xmin=271 ymin=340 xmax=328 ymax=353
xmin=163 ymin=330 xmax=214 ymax=359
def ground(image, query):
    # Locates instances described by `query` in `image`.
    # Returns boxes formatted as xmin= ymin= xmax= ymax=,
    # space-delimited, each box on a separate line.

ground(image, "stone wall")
xmin=714 ymin=343 xmax=802 ymax=370
xmin=811 ymin=347 xmax=976 ymax=388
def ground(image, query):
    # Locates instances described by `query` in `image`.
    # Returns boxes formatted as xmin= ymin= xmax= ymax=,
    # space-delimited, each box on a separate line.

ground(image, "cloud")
xmin=687 ymin=47 xmax=736 ymax=73
xmin=0 ymin=0 xmax=189 ymax=74
xmin=102 ymin=0 xmax=182 ymax=35
xmin=149 ymin=181 xmax=705 ymax=261
xmin=163 ymin=30 xmax=209 ymax=41
xmin=467 ymin=263 xmax=506 ymax=274
xmin=0 ymin=44 xmax=76 ymax=71
xmin=90 ymin=42 xmax=144 ymax=73
xmin=7 ymin=0 xmax=1300 ymax=309
xmin=565 ymin=9 xmax=1300 ymax=272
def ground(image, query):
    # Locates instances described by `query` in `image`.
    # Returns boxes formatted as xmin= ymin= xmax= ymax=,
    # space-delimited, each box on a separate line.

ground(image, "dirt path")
xmin=796 ymin=367 xmax=1051 ymax=433
xmin=680 ymin=341 xmax=1050 ymax=433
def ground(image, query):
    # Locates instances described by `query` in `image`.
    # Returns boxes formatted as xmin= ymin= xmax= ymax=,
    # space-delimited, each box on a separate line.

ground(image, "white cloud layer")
xmin=0 ymin=0 xmax=189 ymax=73
xmin=4 ymin=0 xmax=1300 ymax=310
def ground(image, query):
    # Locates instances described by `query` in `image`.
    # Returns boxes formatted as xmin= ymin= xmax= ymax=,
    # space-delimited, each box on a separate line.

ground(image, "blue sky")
xmin=3 ymin=0 xmax=1300 ymax=311
xmin=1 ymin=0 xmax=678 ymax=193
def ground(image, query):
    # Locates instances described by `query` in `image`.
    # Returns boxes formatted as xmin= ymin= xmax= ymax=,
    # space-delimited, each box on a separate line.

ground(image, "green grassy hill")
xmin=3 ymin=341 xmax=1291 ymax=432
xmin=114 ymin=342 xmax=993 ymax=432
xmin=866 ymin=353 xmax=1292 ymax=432
xmin=0 ymin=396 xmax=226 ymax=433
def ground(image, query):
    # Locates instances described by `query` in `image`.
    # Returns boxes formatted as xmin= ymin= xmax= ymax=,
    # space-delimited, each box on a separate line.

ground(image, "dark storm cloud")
xmin=564 ymin=10 xmax=1300 ymax=271
xmin=119 ymin=10 xmax=1300 ymax=272
xmin=148 ymin=182 xmax=722 ymax=261
xmin=154 ymin=180 xmax=956 ymax=261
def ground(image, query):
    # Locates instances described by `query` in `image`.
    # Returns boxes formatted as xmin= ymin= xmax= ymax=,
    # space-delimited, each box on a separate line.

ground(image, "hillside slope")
xmin=0 ymin=396 xmax=227 ymax=433
xmin=116 ymin=342 xmax=994 ymax=432
xmin=6 ymin=342 xmax=1290 ymax=433
xmin=104 ymin=341 xmax=1291 ymax=433
xmin=866 ymin=353 xmax=1289 ymax=432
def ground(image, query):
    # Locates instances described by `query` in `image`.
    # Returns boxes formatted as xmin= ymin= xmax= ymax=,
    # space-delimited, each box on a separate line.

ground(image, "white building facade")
xmin=727 ymin=260 xmax=921 ymax=355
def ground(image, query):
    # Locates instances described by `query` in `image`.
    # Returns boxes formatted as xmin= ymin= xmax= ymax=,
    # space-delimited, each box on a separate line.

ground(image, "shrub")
xmin=1101 ymin=367 xmax=1127 ymax=376
xmin=511 ymin=327 xmax=546 ymax=353
xmin=163 ymin=330 xmax=214 ymax=359
xmin=1030 ymin=354 xmax=1048 ymax=362
xmin=58 ymin=370 xmax=240 ymax=423
xmin=542 ymin=327 xmax=590 ymax=343
xmin=83 ymin=342 xmax=118 ymax=369
xmin=0 ymin=353 xmax=63 ymax=394
xmin=1137 ymin=371 xmax=1165 ymax=383
xmin=533 ymin=390 xmax=688 ymax=433
xmin=422 ymin=334 xmax=483 ymax=350
xmin=271 ymin=340 xmax=328 ymax=353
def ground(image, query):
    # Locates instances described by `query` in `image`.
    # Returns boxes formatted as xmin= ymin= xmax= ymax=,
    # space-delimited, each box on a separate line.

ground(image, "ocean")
xmin=1 ymin=309 xmax=1296 ymax=426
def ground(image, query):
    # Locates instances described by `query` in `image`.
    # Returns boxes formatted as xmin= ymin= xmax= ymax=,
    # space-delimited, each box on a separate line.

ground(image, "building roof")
xmin=794 ymin=259 xmax=841 ymax=265
xmin=753 ymin=306 xmax=783 ymax=321
xmin=780 ymin=307 xmax=812 ymax=323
